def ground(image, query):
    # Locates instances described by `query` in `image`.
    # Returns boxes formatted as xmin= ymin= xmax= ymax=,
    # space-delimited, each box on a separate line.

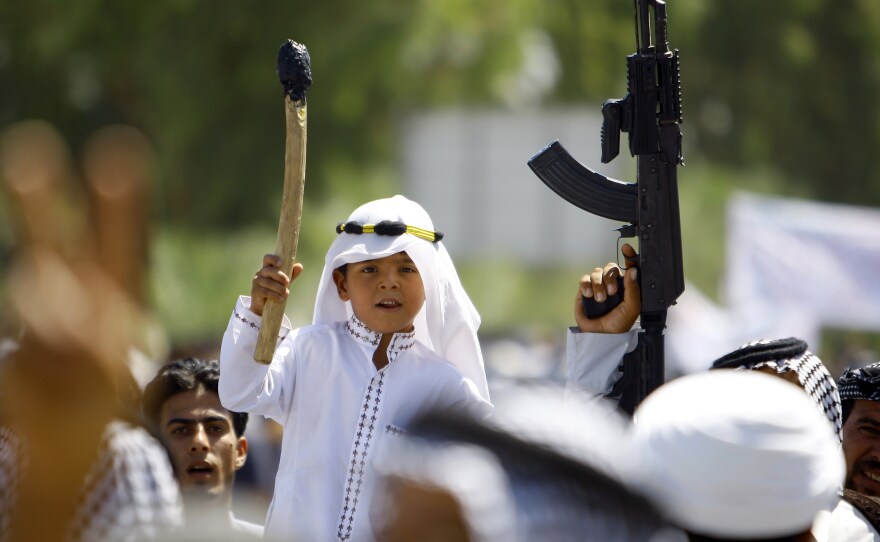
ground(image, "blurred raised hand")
xmin=0 ymin=121 xmax=177 ymax=542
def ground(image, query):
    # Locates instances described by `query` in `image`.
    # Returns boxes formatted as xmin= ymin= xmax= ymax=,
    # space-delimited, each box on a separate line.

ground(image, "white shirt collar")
xmin=344 ymin=314 xmax=416 ymax=364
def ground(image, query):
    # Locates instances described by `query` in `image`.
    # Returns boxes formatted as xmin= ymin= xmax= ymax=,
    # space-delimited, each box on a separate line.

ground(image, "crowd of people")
xmin=1 ymin=121 xmax=880 ymax=542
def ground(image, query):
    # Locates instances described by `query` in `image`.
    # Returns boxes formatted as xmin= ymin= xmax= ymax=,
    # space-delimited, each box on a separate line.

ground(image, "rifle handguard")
xmin=601 ymin=101 xmax=622 ymax=164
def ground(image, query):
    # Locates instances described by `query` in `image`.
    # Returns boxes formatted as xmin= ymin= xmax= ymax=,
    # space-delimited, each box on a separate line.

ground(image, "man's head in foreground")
xmin=632 ymin=370 xmax=844 ymax=541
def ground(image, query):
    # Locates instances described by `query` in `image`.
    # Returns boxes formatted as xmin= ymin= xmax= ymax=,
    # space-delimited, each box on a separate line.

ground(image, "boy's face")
xmin=158 ymin=386 xmax=247 ymax=503
xmin=333 ymin=251 xmax=426 ymax=335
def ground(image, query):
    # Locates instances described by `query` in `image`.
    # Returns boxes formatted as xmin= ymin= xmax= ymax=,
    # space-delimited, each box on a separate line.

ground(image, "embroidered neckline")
xmin=344 ymin=315 xmax=416 ymax=364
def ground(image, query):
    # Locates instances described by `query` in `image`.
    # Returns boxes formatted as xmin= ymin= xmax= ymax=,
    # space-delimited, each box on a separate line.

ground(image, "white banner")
xmin=724 ymin=191 xmax=880 ymax=330
xmin=664 ymin=191 xmax=880 ymax=376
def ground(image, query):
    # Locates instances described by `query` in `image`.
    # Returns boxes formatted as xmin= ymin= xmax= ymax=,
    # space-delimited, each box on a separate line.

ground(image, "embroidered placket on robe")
xmin=337 ymin=318 xmax=413 ymax=541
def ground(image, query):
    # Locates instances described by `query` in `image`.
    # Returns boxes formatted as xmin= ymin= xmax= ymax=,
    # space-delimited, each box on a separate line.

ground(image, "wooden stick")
xmin=254 ymin=40 xmax=311 ymax=363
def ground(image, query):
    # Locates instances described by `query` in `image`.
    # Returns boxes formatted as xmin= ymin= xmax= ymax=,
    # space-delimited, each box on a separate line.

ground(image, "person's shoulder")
xmin=95 ymin=420 xmax=182 ymax=499
xmin=409 ymin=342 xmax=450 ymax=363
xmin=231 ymin=516 xmax=265 ymax=539
xmin=407 ymin=344 xmax=467 ymax=377
xmin=838 ymin=489 xmax=880 ymax=537
xmin=102 ymin=420 xmax=167 ymax=458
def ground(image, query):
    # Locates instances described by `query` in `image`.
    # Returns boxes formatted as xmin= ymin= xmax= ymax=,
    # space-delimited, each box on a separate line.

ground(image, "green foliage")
xmin=538 ymin=0 xmax=636 ymax=100
xmin=678 ymin=1 xmax=880 ymax=206
xmin=5 ymin=0 xmax=879 ymax=220
xmin=149 ymin=193 xmax=360 ymax=345
xmin=457 ymin=258 xmax=590 ymax=336
xmin=4 ymin=0 xmax=880 ymax=347
xmin=0 ymin=0 xmax=533 ymax=231
xmin=150 ymin=226 xmax=276 ymax=345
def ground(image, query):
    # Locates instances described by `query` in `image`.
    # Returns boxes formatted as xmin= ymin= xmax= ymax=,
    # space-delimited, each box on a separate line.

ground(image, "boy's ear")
xmin=332 ymin=268 xmax=350 ymax=301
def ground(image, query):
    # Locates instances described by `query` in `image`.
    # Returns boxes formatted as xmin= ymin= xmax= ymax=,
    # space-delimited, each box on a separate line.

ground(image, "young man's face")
xmin=158 ymin=386 xmax=247 ymax=503
xmin=842 ymin=399 xmax=880 ymax=496
xmin=333 ymin=251 xmax=426 ymax=335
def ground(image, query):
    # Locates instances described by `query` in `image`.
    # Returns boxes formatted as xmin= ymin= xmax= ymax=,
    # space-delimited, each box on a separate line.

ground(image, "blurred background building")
xmin=402 ymin=108 xmax=625 ymax=265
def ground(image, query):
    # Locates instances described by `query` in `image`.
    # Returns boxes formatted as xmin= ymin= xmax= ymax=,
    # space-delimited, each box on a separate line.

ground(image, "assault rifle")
xmin=528 ymin=0 xmax=685 ymax=415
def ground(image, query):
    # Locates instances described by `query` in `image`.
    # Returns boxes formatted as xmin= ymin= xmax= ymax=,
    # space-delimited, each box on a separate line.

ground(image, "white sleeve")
xmin=457 ymin=377 xmax=494 ymax=420
xmin=565 ymin=328 xmax=639 ymax=397
xmin=218 ymin=296 xmax=294 ymax=422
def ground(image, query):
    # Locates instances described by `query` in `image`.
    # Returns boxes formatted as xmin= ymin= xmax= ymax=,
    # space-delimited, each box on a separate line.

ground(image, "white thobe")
xmin=565 ymin=327 xmax=637 ymax=397
xmin=219 ymin=297 xmax=492 ymax=542
xmin=814 ymin=496 xmax=880 ymax=542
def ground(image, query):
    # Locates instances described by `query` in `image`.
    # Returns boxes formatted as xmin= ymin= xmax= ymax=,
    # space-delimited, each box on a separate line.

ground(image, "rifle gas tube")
xmin=528 ymin=0 xmax=685 ymax=414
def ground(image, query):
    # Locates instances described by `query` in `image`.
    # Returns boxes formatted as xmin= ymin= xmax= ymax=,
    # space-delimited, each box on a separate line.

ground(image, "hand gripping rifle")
xmin=528 ymin=0 xmax=684 ymax=415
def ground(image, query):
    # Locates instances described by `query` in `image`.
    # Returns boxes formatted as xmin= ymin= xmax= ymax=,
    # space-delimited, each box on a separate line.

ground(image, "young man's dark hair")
xmin=143 ymin=357 xmax=248 ymax=437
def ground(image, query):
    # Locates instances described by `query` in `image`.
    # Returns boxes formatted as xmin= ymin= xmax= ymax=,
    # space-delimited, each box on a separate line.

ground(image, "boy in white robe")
xmin=218 ymin=195 xmax=492 ymax=542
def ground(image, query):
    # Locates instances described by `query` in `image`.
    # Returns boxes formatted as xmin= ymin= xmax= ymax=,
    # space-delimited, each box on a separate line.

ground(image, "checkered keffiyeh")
xmin=712 ymin=338 xmax=843 ymax=440
xmin=0 ymin=420 xmax=181 ymax=542
xmin=66 ymin=420 xmax=182 ymax=542
xmin=839 ymin=362 xmax=880 ymax=402
xmin=0 ymin=426 xmax=25 ymax=539
xmin=838 ymin=361 xmax=880 ymax=426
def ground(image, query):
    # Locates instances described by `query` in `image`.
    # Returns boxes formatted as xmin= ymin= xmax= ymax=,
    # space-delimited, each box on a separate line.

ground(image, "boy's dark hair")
xmin=143 ymin=358 xmax=248 ymax=438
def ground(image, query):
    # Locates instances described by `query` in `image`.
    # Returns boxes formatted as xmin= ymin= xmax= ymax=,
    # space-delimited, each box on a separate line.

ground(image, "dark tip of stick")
xmin=276 ymin=40 xmax=312 ymax=102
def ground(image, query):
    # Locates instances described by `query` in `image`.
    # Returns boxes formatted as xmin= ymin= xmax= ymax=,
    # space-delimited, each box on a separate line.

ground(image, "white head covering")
xmin=313 ymin=195 xmax=489 ymax=401
xmin=630 ymin=370 xmax=844 ymax=540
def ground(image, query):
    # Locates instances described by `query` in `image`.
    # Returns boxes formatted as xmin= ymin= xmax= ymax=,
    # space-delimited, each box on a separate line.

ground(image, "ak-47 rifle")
xmin=528 ymin=0 xmax=684 ymax=415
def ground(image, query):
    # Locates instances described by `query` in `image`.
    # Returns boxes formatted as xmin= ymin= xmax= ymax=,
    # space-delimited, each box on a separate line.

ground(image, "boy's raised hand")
xmin=574 ymin=243 xmax=640 ymax=333
xmin=251 ymin=253 xmax=304 ymax=317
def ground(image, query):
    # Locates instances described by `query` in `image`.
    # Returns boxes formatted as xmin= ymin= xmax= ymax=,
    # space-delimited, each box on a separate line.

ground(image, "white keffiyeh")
xmin=313 ymin=195 xmax=489 ymax=401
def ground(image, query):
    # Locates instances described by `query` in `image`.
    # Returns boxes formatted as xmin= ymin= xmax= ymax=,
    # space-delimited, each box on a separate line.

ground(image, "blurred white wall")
xmin=400 ymin=108 xmax=632 ymax=265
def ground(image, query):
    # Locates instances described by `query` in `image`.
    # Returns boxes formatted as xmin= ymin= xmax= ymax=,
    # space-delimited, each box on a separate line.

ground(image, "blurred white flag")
xmin=665 ymin=191 xmax=880 ymax=376
xmin=724 ymin=191 xmax=880 ymax=329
